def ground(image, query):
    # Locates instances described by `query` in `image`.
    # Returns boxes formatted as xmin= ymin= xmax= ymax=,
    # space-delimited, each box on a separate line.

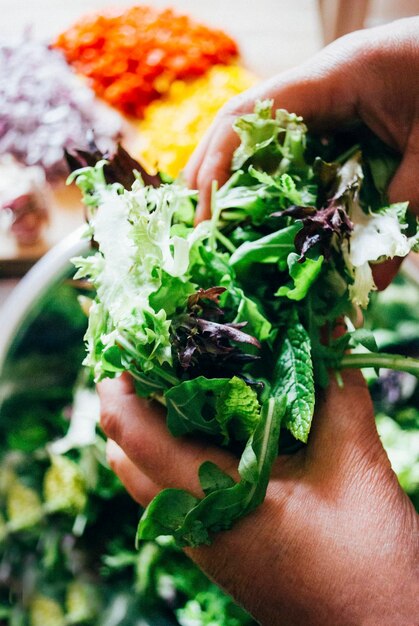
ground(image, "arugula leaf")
xmin=136 ymin=490 xmax=201 ymax=544
xmin=273 ymin=310 xmax=315 ymax=442
xmin=248 ymin=167 xmax=302 ymax=206
xmin=199 ymin=462 xmax=236 ymax=496
xmin=276 ymin=253 xmax=324 ymax=301
xmin=165 ymin=377 xmax=229 ymax=438
xmin=229 ymin=223 xmax=301 ymax=277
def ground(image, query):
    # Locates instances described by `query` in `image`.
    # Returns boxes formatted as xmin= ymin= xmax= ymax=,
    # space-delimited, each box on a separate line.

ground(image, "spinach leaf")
xmin=229 ymin=223 xmax=301 ymax=277
xmin=230 ymin=287 xmax=273 ymax=342
xmin=165 ymin=377 xmax=229 ymax=438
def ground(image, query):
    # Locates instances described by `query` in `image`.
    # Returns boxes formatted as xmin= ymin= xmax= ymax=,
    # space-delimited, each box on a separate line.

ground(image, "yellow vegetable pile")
xmin=55 ymin=5 xmax=258 ymax=179
xmin=137 ymin=64 xmax=256 ymax=177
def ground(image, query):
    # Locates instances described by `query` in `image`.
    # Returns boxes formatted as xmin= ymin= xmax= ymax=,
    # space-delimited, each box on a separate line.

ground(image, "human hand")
xmin=184 ymin=17 xmax=419 ymax=289
xmin=98 ymin=370 xmax=418 ymax=626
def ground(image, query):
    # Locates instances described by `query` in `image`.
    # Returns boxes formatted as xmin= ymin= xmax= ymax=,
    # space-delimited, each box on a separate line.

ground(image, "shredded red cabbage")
xmin=0 ymin=38 xmax=122 ymax=181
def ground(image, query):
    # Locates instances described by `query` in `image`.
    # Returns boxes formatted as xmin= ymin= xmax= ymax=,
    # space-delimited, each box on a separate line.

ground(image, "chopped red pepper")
xmin=54 ymin=6 xmax=238 ymax=117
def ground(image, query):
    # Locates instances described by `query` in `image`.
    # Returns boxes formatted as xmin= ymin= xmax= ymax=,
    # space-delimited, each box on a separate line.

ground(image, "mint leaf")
xmin=274 ymin=310 xmax=315 ymax=442
xmin=215 ymin=376 xmax=260 ymax=443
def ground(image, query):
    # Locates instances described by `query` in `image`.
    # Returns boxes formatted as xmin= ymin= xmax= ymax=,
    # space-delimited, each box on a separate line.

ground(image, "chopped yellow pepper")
xmin=137 ymin=65 xmax=257 ymax=178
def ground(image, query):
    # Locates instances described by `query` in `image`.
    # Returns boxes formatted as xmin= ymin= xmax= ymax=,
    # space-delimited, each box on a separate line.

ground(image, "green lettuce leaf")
xmin=276 ymin=253 xmax=324 ymax=301
xmin=232 ymin=100 xmax=307 ymax=173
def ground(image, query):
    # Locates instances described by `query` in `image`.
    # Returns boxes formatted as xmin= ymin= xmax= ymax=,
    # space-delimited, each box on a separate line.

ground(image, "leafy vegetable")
xmin=138 ymin=396 xmax=285 ymax=547
xmin=0 ymin=281 xmax=257 ymax=625
xmin=273 ymin=310 xmax=315 ymax=442
xmin=68 ymin=100 xmax=419 ymax=548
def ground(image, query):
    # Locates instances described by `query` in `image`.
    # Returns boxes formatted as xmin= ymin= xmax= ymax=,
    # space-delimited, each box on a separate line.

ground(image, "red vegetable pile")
xmin=54 ymin=5 xmax=239 ymax=117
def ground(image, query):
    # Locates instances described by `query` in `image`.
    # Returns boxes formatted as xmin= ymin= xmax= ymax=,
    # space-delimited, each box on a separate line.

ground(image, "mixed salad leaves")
xmin=0 ymin=271 xmax=417 ymax=625
xmin=69 ymin=100 xmax=419 ymax=547
xmin=0 ymin=283 xmax=256 ymax=626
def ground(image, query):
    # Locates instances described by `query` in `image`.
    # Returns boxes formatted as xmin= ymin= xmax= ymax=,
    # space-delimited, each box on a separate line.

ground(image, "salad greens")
xmin=0 ymin=282 xmax=256 ymax=626
xmin=0 ymin=272 xmax=417 ymax=625
xmin=69 ymin=100 xmax=419 ymax=547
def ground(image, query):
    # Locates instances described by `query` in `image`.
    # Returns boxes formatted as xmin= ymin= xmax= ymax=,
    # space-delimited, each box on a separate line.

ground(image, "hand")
xmin=98 ymin=370 xmax=418 ymax=626
xmin=184 ymin=17 xmax=419 ymax=289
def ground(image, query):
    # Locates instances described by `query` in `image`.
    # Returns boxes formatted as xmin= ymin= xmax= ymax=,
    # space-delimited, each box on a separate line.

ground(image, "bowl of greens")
xmin=0 ymin=231 xmax=257 ymax=625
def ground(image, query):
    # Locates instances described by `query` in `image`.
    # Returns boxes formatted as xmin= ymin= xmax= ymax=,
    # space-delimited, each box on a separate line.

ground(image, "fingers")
xmin=97 ymin=376 xmax=239 ymax=497
xmin=372 ymin=257 xmax=404 ymax=291
xmin=106 ymin=439 xmax=159 ymax=507
xmin=184 ymin=109 xmax=242 ymax=222
xmin=307 ymin=369 xmax=383 ymax=470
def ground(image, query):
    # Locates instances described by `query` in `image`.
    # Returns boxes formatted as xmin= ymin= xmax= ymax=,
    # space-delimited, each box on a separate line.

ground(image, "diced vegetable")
xmin=55 ymin=5 xmax=239 ymax=117
xmin=0 ymin=38 xmax=121 ymax=180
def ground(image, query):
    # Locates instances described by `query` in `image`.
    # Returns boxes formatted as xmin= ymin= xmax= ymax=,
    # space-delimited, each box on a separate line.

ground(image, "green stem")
xmin=215 ymin=229 xmax=237 ymax=254
xmin=209 ymin=180 xmax=221 ymax=252
xmin=339 ymin=352 xmax=419 ymax=377
xmin=116 ymin=334 xmax=180 ymax=386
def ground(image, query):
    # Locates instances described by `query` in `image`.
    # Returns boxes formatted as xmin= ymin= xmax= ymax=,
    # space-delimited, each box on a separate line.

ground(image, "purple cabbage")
xmin=0 ymin=37 xmax=122 ymax=181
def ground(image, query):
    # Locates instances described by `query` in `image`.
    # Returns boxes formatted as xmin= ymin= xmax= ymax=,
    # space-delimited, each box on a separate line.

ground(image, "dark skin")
xmin=98 ymin=17 xmax=419 ymax=626
xmin=99 ymin=371 xmax=418 ymax=626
